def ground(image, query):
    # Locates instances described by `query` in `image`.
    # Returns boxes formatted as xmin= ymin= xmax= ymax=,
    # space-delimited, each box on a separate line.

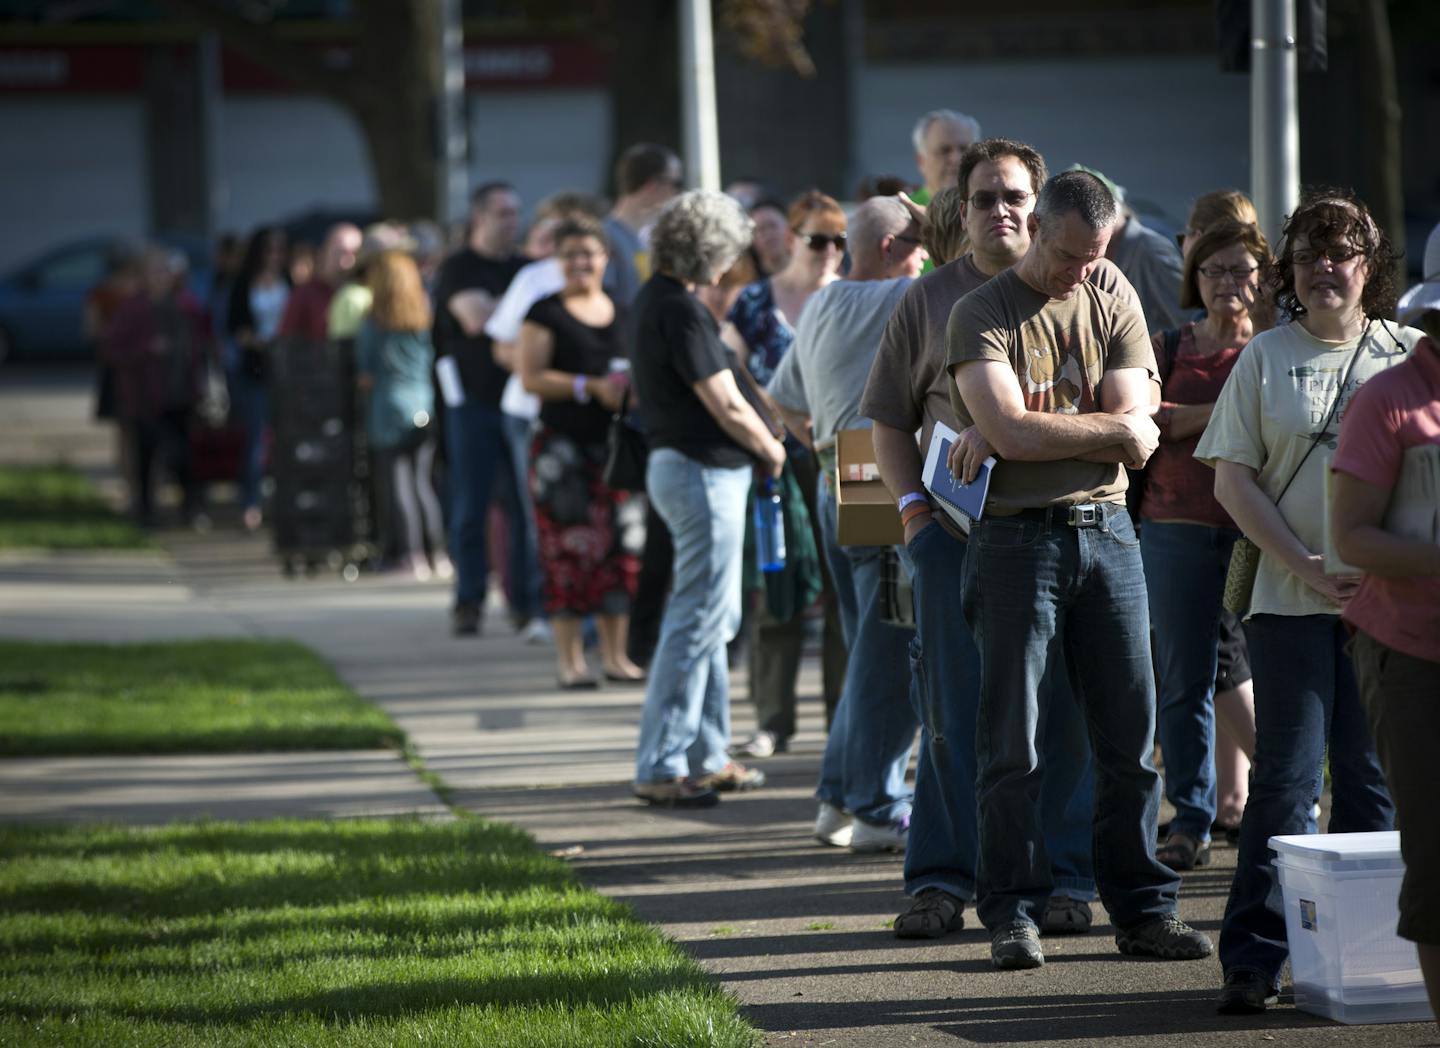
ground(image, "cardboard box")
xmin=835 ymin=427 xmax=904 ymax=547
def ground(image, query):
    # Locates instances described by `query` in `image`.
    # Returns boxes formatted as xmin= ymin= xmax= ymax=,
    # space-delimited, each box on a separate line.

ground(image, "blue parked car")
xmin=0 ymin=235 xmax=212 ymax=364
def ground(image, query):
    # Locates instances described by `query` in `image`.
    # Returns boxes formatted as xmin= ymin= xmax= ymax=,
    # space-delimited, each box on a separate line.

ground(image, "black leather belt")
xmin=1003 ymin=502 xmax=1123 ymax=529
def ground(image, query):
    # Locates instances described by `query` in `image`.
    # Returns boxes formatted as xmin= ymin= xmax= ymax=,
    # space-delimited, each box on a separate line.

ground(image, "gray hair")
xmin=911 ymin=109 xmax=982 ymax=153
xmin=1034 ymin=171 xmax=1118 ymax=237
xmin=848 ymin=196 xmax=912 ymax=261
xmin=650 ymin=190 xmax=754 ymax=285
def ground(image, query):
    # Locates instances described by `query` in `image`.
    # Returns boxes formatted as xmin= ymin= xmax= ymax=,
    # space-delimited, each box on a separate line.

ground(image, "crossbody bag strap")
xmin=1273 ymin=320 xmax=1370 ymax=508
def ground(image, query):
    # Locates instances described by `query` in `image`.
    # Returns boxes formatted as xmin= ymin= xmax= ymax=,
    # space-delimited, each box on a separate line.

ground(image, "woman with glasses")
xmin=721 ymin=190 xmax=848 ymax=758
xmin=1141 ymin=220 xmax=1271 ymax=872
xmin=1196 ymin=190 xmax=1423 ymax=1014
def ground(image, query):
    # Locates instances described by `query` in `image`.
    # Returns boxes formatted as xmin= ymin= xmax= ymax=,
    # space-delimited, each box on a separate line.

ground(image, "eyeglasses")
xmin=801 ymin=232 xmax=847 ymax=252
xmin=1197 ymin=264 xmax=1259 ymax=282
xmin=966 ymin=189 xmax=1032 ymax=211
xmin=1291 ymin=245 xmax=1362 ymax=267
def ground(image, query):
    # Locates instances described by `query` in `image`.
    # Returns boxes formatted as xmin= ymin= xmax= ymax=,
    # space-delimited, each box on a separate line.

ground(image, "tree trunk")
xmin=1353 ymin=0 xmax=1405 ymax=284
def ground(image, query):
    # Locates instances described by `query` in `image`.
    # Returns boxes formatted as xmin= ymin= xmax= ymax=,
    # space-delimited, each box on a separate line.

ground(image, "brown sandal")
xmin=1156 ymin=832 xmax=1212 ymax=871
xmin=894 ymin=889 xmax=965 ymax=939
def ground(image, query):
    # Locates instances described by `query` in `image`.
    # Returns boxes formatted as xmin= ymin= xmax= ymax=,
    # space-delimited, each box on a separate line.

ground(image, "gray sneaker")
xmin=990 ymin=920 xmax=1044 ymax=970
xmin=1115 ymin=913 xmax=1213 ymax=960
xmin=1041 ymin=895 xmax=1093 ymax=935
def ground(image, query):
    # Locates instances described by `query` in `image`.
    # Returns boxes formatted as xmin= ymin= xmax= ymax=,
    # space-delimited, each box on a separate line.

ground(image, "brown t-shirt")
xmin=944 ymin=259 xmax=1156 ymax=511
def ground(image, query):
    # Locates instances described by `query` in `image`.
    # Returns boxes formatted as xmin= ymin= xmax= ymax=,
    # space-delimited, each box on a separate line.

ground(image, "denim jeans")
xmin=1140 ymin=520 xmax=1241 ymax=841
xmin=906 ymin=520 xmax=1098 ymax=903
xmin=500 ymin=412 xmax=543 ymax=620
xmin=230 ymin=370 xmax=268 ymax=512
xmin=445 ymin=402 xmax=506 ymax=608
xmin=633 ymin=450 xmax=751 ymax=783
xmin=961 ymin=504 xmax=1178 ymax=932
xmin=814 ymin=475 xmax=917 ymax=827
xmin=1219 ymin=614 xmax=1394 ymax=983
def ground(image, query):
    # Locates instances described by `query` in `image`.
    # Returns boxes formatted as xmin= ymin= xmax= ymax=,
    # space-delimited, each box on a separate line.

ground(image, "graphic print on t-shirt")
xmin=1020 ymin=329 xmax=1101 ymax=416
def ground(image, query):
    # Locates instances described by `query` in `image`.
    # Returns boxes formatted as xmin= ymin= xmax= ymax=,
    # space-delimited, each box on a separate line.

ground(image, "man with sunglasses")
xmin=766 ymin=196 xmax=927 ymax=855
xmin=944 ymin=169 xmax=1211 ymax=969
xmin=861 ymin=138 xmax=1136 ymax=948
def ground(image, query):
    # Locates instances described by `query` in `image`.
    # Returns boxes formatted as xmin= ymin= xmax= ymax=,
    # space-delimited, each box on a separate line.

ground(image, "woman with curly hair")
xmin=1196 ymin=190 xmax=1424 ymax=1014
xmin=517 ymin=216 xmax=645 ymax=688
xmin=629 ymin=190 xmax=786 ymax=807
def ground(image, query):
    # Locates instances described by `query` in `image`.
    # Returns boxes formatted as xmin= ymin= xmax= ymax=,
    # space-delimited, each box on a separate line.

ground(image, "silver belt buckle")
xmin=1067 ymin=503 xmax=1101 ymax=528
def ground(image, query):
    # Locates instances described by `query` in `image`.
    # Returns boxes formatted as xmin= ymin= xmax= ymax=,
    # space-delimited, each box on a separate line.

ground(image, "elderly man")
xmin=910 ymin=109 xmax=981 ymax=206
xmin=946 ymin=169 xmax=1210 ymax=970
xmin=861 ymin=137 xmax=1137 ymax=942
xmin=767 ymin=196 xmax=927 ymax=852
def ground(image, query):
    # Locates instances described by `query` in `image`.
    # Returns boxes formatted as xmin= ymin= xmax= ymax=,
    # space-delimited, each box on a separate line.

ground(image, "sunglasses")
xmin=966 ymin=189 xmax=1032 ymax=211
xmin=1291 ymin=245 xmax=1362 ymax=266
xmin=800 ymin=232 xmax=847 ymax=252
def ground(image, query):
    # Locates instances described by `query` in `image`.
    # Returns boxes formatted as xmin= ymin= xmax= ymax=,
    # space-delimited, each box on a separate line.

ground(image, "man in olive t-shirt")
xmin=861 ymin=138 xmax=1133 ymax=943
xmin=944 ymin=170 xmax=1211 ymax=970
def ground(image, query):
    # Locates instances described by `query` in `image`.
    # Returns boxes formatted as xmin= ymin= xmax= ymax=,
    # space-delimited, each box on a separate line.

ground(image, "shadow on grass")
xmin=0 ymin=817 xmax=572 ymax=917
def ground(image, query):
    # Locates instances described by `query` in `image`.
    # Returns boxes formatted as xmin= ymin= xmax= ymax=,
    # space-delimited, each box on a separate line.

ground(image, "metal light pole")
xmin=1251 ymin=0 xmax=1300 ymax=245
xmin=437 ymin=0 xmax=469 ymax=225
xmin=679 ymin=0 xmax=721 ymax=191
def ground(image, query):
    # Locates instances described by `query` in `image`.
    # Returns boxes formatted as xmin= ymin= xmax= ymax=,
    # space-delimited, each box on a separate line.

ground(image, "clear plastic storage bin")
xmin=1272 ymin=831 xmax=1435 ymax=1025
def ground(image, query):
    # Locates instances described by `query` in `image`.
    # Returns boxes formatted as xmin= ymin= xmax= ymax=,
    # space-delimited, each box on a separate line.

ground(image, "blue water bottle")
xmin=755 ymin=477 xmax=786 ymax=573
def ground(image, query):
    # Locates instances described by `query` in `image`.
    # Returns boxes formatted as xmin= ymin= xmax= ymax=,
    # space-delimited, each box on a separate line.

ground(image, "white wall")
xmin=214 ymin=95 xmax=376 ymax=235
xmin=0 ymin=98 xmax=148 ymax=274
xmin=466 ymin=89 xmax=612 ymax=212
xmin=855 ymin=56 xmax=1250 ymax=227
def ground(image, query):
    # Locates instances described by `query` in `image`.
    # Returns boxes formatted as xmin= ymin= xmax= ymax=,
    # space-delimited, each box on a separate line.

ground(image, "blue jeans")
xmin=1219 ymin=614 xmax=1394 ymax=983
xmin=500 ymin=412 xmax=543 ymax=620
xmin=961 ymin=504 xmax=1178 ymax=932
xmin=814 ymin=476 xmax=917 ymax=827
xmin=906 ymin=520 xmax=1098 ymax=903
xmin=230 ymin=370 xmax=267 ymax=512
xmin=446 ymin=403 xmax=506 ymax=608
xmin=1140 ymin=520 xmax=1240 ymax=841
xmin=633 ymin=450 xmax=750 ymax=783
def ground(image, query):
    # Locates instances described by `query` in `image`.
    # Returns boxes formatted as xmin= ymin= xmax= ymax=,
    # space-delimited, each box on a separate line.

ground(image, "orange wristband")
xmin=900 ymin=502 xmax=932 ymax=527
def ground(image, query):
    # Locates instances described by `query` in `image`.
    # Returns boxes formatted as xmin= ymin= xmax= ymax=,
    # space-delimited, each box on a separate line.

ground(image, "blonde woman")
xmin=357 ymin=250 xmax=451 ymax=580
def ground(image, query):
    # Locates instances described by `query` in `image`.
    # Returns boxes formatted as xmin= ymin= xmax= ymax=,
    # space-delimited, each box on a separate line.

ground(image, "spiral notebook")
xmin=922 ymin=421 xmax=995 ymax=534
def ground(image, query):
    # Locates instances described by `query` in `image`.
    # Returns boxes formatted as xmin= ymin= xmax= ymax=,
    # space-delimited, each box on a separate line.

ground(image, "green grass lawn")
xmin=0 ymin=817 xmax=757 ymax=1048
xmin=0 ymin=640 xmax=404 ymax=756
xmin=0 ymin=465 xmax=154 ymax=551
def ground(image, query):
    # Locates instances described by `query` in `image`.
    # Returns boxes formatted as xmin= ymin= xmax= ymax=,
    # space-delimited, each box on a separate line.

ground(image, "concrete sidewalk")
xmin=3 ymin=366 xmax=1434 ymax=1047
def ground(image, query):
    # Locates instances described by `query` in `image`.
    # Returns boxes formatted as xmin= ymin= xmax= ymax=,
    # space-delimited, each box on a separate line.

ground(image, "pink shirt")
xmin=1332 ymin=337 xmax=1440 ymax=663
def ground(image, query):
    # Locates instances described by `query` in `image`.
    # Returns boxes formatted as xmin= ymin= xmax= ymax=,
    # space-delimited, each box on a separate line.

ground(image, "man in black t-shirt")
xmin=433 ymin=182 xmax=528 ymax=635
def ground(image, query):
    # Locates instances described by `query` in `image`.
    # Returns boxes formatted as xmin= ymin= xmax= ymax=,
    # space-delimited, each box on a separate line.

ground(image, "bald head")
xmin=847 ymin=197 xmax=926 ymax=279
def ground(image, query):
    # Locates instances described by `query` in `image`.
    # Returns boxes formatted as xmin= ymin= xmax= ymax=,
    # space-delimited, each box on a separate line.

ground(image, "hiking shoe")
xmin=894 ymin=889 xmax=964 ymax=939
xmin=694 ymin=761 xmax=766 ymax=792
xmin=452 ymin=603 xmax=481 ymax=636
xmin=1041 ymin=895 xmax=1093 ymax=936
xmin=814 ymin=802 xmax=852 ymax=847
xmin=732 ymin=730 xmax=787 ymax=759
xmin=632 ymin=778 xmax=719 ymax=808
xmin=1216 ymin=969 xmax=1280 ymax=1014
xmin=1156 ymin=831 xmax=1212 ymax=871
xmin=849 ymin=815 xmax=909 ymax=854
xmin=1115 ymin=913 xmax=1213 ymax=960
xmin=991 ymin=920 xmax=1044 ymax=969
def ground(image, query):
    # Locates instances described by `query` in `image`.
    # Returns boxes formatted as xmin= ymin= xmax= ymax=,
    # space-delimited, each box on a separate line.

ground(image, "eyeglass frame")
xmin=1196 ymin=263 xmax=1260 ymax=282
xmin=965 ymin=189 xmax=1033 ymax=211
xmin=798 ymin=231 xmax=847 ymax=252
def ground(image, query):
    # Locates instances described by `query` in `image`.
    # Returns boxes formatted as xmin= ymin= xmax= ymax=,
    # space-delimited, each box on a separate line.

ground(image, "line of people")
xmin=614 ymin=119 xmax=1438 ymax=1015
